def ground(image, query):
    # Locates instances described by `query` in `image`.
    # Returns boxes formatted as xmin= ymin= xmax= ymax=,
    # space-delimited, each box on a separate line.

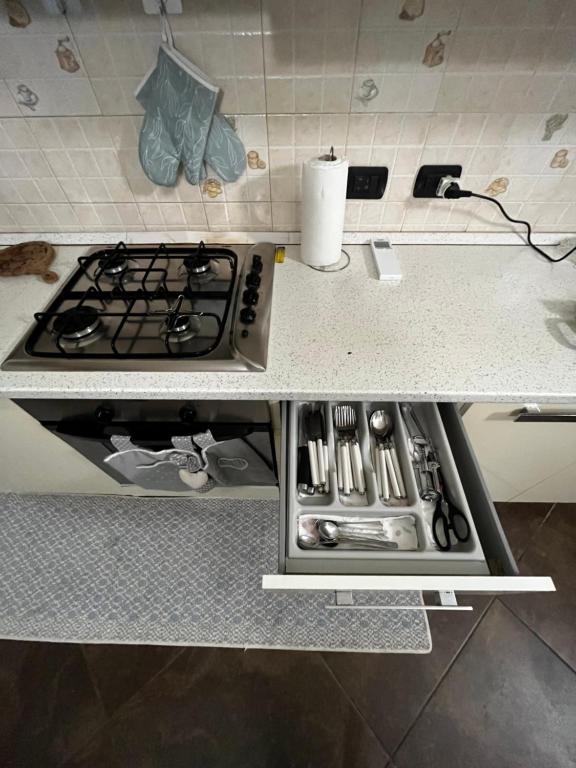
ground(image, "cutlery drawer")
xmin=262 ymin=402 xmax=554 ymax=597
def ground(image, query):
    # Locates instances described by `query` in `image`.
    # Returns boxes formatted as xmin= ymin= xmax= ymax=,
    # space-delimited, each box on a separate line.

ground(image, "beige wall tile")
xmin=0 ymin=2 xmax=573 ymax=234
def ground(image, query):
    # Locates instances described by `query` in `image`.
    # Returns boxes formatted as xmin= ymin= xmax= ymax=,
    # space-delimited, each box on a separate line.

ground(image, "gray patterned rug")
xmin=0 ymin=493 xmax=430 ymax=653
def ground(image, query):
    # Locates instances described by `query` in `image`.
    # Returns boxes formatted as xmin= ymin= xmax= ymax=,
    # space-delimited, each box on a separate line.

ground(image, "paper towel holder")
xmin=319 ymin=146 xmax=338 ymax=162
xmin=308 ymin=249 xmax=351 ymax=273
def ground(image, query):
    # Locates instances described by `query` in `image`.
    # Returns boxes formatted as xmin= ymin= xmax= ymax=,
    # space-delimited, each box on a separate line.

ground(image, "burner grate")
xmin=25 ymin=242 xmax=238 ymax=359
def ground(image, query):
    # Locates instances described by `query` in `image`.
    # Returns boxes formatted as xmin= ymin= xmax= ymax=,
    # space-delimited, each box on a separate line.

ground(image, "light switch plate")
xmin=143 ymin=0 xmax=182 ymax=13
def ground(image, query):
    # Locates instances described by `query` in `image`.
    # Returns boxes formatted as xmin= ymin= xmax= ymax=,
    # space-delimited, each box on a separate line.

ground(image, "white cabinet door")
xmin=463 ymin=403 xmax=576 ymax=502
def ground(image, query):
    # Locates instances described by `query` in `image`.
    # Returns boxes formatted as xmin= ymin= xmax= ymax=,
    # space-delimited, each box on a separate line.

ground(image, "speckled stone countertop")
xmin=0 ymin=242 xmax=575 ymax=402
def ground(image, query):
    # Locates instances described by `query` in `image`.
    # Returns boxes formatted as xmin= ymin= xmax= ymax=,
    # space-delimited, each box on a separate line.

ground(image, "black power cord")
xmin=442 ymin=181 xmax=576 ymax=263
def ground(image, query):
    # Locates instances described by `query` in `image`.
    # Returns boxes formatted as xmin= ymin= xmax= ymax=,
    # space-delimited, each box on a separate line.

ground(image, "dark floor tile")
xmin=495 ymin=501 xmax=552 ymax=560
xmin=394 ymin=601 xmax=576 ymax=768
xmin=104 ymin=647 xmax=389 ymax=768
xmin=61 ymin=731 xmax=122 ymax=768
xmin=83 ymin=644 xmax=183 ymax=716
xmin=323 ymin=595 xmax=491 ymax=755
xmin=0 ymin=639 xmax=107 ymax=768
xmin=502 ymin=503 xmax=576 ymax=671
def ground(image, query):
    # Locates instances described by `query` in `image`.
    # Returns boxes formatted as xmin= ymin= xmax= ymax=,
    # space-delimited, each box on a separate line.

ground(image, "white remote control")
xmin=370 ymin=238 xmax=402 ymax=281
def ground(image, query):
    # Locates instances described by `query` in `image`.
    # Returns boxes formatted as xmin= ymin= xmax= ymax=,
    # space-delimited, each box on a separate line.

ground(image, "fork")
xmin=334 ymin=405 xmax=365 ymax=495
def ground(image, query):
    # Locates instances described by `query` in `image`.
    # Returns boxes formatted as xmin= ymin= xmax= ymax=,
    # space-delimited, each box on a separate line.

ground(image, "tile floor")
xmin=0 ymin=503 xmax=574 ymax=768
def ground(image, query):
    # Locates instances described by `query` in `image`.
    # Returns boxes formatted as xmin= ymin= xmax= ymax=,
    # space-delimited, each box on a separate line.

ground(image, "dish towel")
xmin=135 ymin=23 xmax=245 ymax=187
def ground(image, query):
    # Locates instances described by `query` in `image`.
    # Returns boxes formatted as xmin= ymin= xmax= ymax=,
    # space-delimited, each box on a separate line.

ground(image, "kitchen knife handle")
xmin=385 ymin=447 xmax=401 ymax=498
xmin=389 ymin=442 xmax=406 ymax=498
xmin=308 ymin=440 xmax=320 ymax=487
xmin=323 ymin=443 xmax=330 ymax=493
xmin=316 ymin=437 xmax=326 ymax=485
xmin=340 ymin=442 xmax=351 ymax=496
xmin=372 ymin=441 xmax=383 ymax=497
xmin=379 ymin=447 xmax=390 ymax=500
xmin=351 ymin=440 xmax=365 ymax=495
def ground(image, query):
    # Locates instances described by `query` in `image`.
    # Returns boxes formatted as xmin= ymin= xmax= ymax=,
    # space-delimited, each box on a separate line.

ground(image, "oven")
xmin=13 ymin=399 xmax=277 ymax=493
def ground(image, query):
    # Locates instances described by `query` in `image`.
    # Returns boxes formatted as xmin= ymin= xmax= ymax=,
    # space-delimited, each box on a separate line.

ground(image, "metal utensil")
xmin=308 ymin=407 xmax=326 ymax=486
xmin=316 ymin=519 xmax=399 ymax=549
xmin=334 ymin=405 xmax=366 ymax=495
xmin=369 ymin=410 xmax=392 ymax=500
xmin=400 ymin=403 xmax=438 ymax=501
xmin=431 ymin=468 xmax=471 ymax=551
xmin=303 ymin=405 xmax=320 ymax=488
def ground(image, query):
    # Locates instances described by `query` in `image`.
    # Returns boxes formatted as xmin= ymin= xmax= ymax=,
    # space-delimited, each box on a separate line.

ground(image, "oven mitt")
xmin=193 ymin=430 xmax=277 ymax=486
xmin=105 ymin=435 xmax=206 ymax=492
xmin=135 ymin=43 xmax=245 ymax=187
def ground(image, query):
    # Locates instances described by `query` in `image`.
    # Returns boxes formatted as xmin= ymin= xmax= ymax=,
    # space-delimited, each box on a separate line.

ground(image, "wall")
xmin=0 ymin=0 xmax=575 ymax=235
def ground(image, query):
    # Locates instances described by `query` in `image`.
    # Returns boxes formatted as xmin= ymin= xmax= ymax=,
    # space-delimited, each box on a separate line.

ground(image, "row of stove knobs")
xmin=240 ymin=254 xmax=263 ymax=328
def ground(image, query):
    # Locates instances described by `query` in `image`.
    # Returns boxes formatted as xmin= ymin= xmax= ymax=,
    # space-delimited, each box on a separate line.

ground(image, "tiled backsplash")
xmin=0 ymin=0 xmax=575 ymax=234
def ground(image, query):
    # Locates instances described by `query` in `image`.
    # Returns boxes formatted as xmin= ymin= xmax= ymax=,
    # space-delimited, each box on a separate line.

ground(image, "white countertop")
xmin=0 ymin=241 xmax=575 ymax=402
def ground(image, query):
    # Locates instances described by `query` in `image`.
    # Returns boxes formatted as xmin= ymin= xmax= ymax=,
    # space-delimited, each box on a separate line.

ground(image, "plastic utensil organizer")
xmin=285 ymin=402 xmax=489 ymax=576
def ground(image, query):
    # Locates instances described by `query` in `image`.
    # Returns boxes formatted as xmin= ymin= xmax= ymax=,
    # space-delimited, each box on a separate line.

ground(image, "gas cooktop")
xmin=2 ymin=241 xmax=277 ymax=372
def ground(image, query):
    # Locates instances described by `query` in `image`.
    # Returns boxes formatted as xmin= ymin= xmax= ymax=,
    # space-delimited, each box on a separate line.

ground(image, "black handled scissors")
xmin=431 ymin=478 xmax=471 ymax=551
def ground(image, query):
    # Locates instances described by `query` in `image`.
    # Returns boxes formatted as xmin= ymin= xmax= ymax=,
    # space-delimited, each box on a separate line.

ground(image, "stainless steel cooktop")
xmin=2 ymin=241 xmax=277 ymax=372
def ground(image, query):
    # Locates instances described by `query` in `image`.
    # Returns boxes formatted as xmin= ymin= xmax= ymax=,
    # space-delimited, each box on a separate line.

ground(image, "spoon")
xmin=370 ymin=410 xmax=392 ymax=500
xmin=297 ymin=532 xmax=317 ymax=549
xmin=316 ymin=519 xmax=398 ymax=549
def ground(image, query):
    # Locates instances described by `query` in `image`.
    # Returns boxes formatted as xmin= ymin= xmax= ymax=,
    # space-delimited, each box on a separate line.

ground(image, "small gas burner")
xmin=161 ymin=313 xmax=201 ymax=344
xmin=52 ymin=306 xmax=103 ymax=349
xmin=53 ymin=306 xmax=100 ymax=340
xmin=98 ymin=254 xmax=129 ymax=279
xmin=184 ymin=254 xmax=211 ymax=275
xmin=3 ymin=241 xmax=277 ymax=372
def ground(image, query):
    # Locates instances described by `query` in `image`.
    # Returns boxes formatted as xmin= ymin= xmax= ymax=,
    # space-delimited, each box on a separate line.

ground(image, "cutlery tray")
xmin=286 ymin=401 xmax=488 ymax=575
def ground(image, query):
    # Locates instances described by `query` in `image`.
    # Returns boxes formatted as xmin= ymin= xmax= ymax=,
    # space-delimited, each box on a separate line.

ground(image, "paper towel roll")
xmin=300 ymin=152 xmax=349 ymax=268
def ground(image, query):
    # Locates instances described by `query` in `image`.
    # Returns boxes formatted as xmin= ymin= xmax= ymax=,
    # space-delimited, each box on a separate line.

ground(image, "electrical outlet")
xmin=413 ymin=165 xmax=462 ymax=198
xmin=346 ymin=166 xmax=388 ymax=199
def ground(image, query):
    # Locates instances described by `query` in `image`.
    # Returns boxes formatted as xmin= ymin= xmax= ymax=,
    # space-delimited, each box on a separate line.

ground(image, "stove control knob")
xmin=251 ymin=254 xmax=263 ymax=273
xmin=240 ymin=306 xmax=256 ymax=325
xmin=179 ymin=405 xmax=197 ymax=424
xmin=95 ymin=405 xmax=114 ymax=423
xmin=243 ymin=287 xmax=259 ymax=306
xmin=246 ymin=270 xmax=261 ymax=288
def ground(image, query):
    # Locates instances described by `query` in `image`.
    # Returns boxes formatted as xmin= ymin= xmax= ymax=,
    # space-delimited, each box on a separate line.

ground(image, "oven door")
xmin=12 ymin=399 xmax=277 ymax=492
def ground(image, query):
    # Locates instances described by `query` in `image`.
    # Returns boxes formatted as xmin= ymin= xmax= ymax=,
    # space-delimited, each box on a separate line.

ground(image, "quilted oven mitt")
xmin=135 ymin=43 xmax=245 ymax=187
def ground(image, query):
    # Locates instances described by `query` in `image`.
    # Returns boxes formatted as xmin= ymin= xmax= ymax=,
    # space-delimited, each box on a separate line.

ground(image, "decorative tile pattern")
xmin=0 ymin=0 xmax=573 ymax=233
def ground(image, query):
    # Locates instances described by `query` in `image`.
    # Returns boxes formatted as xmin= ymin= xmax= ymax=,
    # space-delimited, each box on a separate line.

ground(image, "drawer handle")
xmin=515 ymin=409 xmax=576 ymax=423
xmin=329 ymin=590 xmax=473 ymax=612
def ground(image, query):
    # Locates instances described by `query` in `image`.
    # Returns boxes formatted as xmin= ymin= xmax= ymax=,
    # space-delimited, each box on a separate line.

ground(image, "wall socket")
xmin=413 ymin=165 xmax=462 ymax=198
xmin=346 ymin=166 xmax=388 ymax=199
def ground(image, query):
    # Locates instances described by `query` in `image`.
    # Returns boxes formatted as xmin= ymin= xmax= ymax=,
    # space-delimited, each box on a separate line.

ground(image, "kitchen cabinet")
xmin=463 ymin=403 xmax=576 ymax=502
xmin=0 ymin=397 xmax=554 ymax=609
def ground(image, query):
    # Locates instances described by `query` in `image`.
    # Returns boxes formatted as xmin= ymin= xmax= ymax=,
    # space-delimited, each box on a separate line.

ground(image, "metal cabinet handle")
xmin=515 ymin=405 xmax=576 ymax=423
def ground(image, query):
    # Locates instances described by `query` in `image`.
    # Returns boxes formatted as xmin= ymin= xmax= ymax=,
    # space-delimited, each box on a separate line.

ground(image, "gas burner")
xmin=98 ymin=254 xmax=128 ymax=278
xmin=52 ymin=306 xmax=103 ymax=348
xmin=160 ymin=313 xmax=201 ymax=343
xmin=181 ymin=254 xmax=219 ymax=284
xmin=183 ymin=254 xmax=211 ymax=275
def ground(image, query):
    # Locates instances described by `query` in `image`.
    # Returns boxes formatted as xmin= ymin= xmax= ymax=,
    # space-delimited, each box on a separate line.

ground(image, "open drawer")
xmin=262 ymin=402 xmax=554 ymax=602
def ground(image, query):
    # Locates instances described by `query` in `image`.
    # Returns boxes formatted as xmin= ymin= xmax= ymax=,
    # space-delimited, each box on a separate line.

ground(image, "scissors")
xmin=431 ymin=471 xmax=471 ymax=551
